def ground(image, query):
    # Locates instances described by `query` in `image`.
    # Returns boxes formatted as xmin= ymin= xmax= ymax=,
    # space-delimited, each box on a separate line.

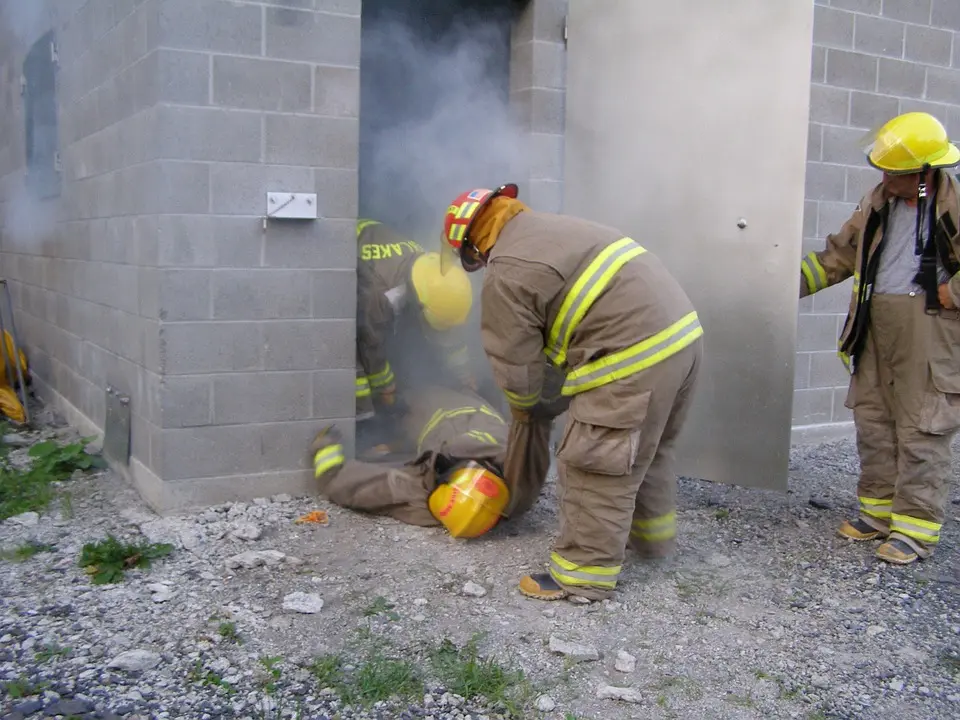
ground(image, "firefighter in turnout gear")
xmin=799 ymin=112 xmax=960 ymax=566
xmin=355 ymin=219 xmax=476 ymax=432
xmin=310 ymin=385 xmax=546 ymax=536
xmin=440 ymin=185 xmax=703 ymax=601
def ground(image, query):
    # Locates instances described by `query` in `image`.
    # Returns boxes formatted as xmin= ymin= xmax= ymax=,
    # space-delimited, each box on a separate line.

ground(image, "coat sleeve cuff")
xmin=949 ymin=272 xmax=960 ymax=309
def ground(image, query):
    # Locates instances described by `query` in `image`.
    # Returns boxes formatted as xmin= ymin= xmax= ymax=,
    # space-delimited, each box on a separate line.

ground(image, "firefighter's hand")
xmin=939 ymin=283 xmax=956 ymax=310
xmin=510 ymin=405 xmax=531 ymax=423
xmin=379 ymin=384 xmax=397 ymax=406
xmin=310 ymin=424 xmax=342 ymax=454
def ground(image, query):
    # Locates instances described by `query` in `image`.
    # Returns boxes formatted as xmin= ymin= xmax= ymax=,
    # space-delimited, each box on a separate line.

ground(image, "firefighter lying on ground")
xmin=310 ymin=381 xmax=568 ymax=536
xmin=354 ymin=218 xmax=477 ymax=434
xmin=439 ymin=184 xmax=703 ymax=602
xmin=800 ymin=111 xmax=960 ymax=566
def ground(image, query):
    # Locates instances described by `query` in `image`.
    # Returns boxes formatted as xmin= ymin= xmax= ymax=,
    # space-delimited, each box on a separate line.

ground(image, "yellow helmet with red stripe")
xmin=428 ymin=461 xmax=509 ymax=538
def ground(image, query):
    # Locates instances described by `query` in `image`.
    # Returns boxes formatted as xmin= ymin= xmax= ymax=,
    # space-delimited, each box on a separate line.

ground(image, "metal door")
xmin=563 ymin=0 xmax=814 ymax=490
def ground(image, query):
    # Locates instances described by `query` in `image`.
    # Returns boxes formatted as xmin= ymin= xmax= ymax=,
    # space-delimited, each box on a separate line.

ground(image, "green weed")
xmin=340 ymin=652 xmax=423 ymax=707
xmin=309 ymin=654 xmax=345 ymax=689
xmin=218 ymin=621 xmax=242 ymax=644
xmin=187 ymin=659 xmax=234 ymax=694
xmin=78 ymin=534 xmax=173 ymax=585
xmin=34 ymin=643 xmax=71 ymax=663
xmin=715 ymin=508 xmax=730 ymax=521
xmin=259 ymin=655 xmax=283 ymax=694
xmin=363 ymin=596 xmax=400 ymax=621
xmin=0 ymin=539 xmax=55 ymax=562
xmin=2 ymin=676 xmax=48 ymax=698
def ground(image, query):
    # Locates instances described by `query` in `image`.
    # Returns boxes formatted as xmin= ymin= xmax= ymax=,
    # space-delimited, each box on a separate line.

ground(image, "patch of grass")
xmin=259 ymin=655 xmax=283 ymax=694
xmin=726 ymin=693 xmax=755 ymax=708
xmin=714 ymin=508 xmax=730 ymax=521
xmin=309 ymin=654 xmax=345 ymax=689
xmin=807 ymin=713 xmax=829 ymax=720
xmin=0 ymin=435 xmax=105 ymax=520
xmin=0 ymin=539 xmax=56 ymax=562
xmin=78 ymin=534 xmax=173 ymax=585
xmin=753 ymin=668 xmax=771 ymax=681
xmin=2 ymin=676 xmax=48 ymax=699
xmin=339 ymin=651 xmax=424 ymax=708
xmin=653 ymin=674 xmax=703 ymax=701
xmin=187 ymin=659 xmax=234 ymax=694
xmin=363 ymin=596 xmax=400 ymax=621
xmin=218 ymin=621 xmax=242 ymax=645
xmin=429 ymin=635 xmax=534 ymax=716
xmin=34 ymin=643 xmax=71 ymax=663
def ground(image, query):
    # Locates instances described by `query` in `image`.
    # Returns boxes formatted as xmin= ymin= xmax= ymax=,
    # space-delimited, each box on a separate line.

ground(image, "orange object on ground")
xmin=295 ymin=510 xmax=329 ymax=525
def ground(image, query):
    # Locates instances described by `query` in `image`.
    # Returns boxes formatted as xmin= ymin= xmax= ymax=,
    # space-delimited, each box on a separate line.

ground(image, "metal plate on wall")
xmin=564 ymin=0 xmax=814 ymax=490
xmin=103 ymin=386 xmax=131 ymax=467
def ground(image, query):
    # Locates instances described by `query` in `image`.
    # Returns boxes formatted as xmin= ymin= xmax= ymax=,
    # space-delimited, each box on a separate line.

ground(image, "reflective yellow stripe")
xmin=465 ymin=430 xmax=500 ymax=445
xmin=450 ymin=223 xmax=467 ymax=243
xmin=368 ymin=363 xmax=395 ymax=389
xmin=549 ymin=552 xmax=620 ymax=590
xmin=545 ymin=237 xmax=647 ymax=366
xmin=859 ymin=496 xmax=892 ymax=520
xmin=630 ymin=511 xmax=677 ymax=542
xmin=504 ymin=388 xmax=540 ymax=409
xmin=838 ymin=350 xmax=852 ymax=372
xmin=562 ymin=312 xmax=703 ymax=396
xmin=313 ymin=444 xmax=345 ymax=478
xmin=890 ymin=513 xmax=941 ymax=544
xmin=357 ymin=219 xmax=380 ymax=236
xmin=417 ymin=405 xmax=506 ymax=453
xmin=800 ymin=252 xmax=828 ymax=294
xmin=356 ymin=377 xmax=371 ymax=399
xmin=456 ymin=201 xmax=480 ymax=220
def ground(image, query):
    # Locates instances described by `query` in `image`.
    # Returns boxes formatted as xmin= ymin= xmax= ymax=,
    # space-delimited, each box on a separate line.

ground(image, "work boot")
xmin=876 ymin=538 xmax=920 ymax=565
xmin=518 ymin=573 xmax=568 ymax=601
xmin=837 ymin=518 xmax=887 ymax=542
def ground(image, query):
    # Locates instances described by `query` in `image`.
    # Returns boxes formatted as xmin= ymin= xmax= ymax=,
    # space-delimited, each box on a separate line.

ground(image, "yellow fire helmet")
xmin=861 ymin=112 xmax=960 ymax=175
xmin=410 ymin=252 xmax=473 ymax=331
xmin=428 ymin=461 xmax=510 ymax=539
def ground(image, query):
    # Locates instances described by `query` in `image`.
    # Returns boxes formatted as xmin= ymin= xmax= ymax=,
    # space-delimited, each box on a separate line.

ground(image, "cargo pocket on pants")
xmin=555 ymin=419 xmax=641 ymax=476
xmin=918 ymin=388 xmax=960 ymax=435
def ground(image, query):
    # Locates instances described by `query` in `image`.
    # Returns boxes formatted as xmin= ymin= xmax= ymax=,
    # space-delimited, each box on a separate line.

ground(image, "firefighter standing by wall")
xmin=310 ymin=385 xmax=544 ymax=536
xmin=355 ymin=219 xmax=476 ymax=432
xmin=800 ymin=112 xmax=960 ymax=566
xmin=439 ymin=185 xmax=704 ymax=601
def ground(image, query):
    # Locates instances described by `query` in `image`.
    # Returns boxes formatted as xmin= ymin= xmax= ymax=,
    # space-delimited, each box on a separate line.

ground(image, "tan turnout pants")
xmin=848 ymin=294 xmax=960 ymax=557
xmin=548 ymin=339 xmax=702 ymax=600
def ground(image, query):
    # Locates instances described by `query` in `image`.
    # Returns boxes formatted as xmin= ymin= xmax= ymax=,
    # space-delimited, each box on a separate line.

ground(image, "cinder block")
xmin=803 ymin=200 xmax=819 ymax=238
xmin=954 ymin=33 xmax=960 ymax=68
xmin=155 ymin=106 xmax=262 ymax=163
xmin=257 ymin=420 xmax=330 ymax=472
xmin=158 ymin=215 xmax=216 ymax=267
xmin=832 ymin=388 xmax=853 ymax=422
xmin=161 ymin=375 xmax=212 ymax=428
xmin=264 ymin=0 xmax=314 ymax=8
xmin=849 ymin=91 xmax=900 ymax=130
xmin=882 ymin=0 xmax=931 ymax=24
xmin=213 ymin=56 xmax=312 ymax=113
xmin=213 ymin=371 xmax=312 ymax=424
xmin=315 ymin=0 xmax=361 ymax=14
xmin=845 ymin=166 xmax=881 ymax=202
xmin=812 ymin=280 xmax=855 ymax=313
xmin=313 ymin=369 xmax=355 ymax=418
xmin=311 ymin=269 xmax=355 ymax=319
xmin=158 ymin=424 xmax=266 ymax=480
xmin=532 ymin=40 xmax=565 ymax=91
xmin=792 ymin=388 xmax=835 ymax=426
xmin=818 ymin=200 xmax=858 ymax=238
xmin=810 ymin=351 xmax=852 ymax=389
xmin=808 ymin=123 xmax=823 ymax=162
xmin=265 ymin=8 xmax=360 ymax=66
xmin=212 ymin=270 xmax=312 ymax=320
xmin=797 ymin=313 xmax=841 ymax=352
xmin=805 ymin=163 xmax=846 ymax=202
xmin=822 ymin=125 xmax=869 ymax=165
xmin=138 ymin=367 xmax=163 ymax=427
xmin=313 ymin=65 xmax=360 ymax=118
xmin=211 ymin=217 xmax=267 ymax=268
xmin=826 ymin=49 xmax=878 ymax=92
xmin=144 ymin=161 xmax=211 ymax=215
xmin=159 ymin=0 xmax=262 ymax=55
xmin=927 ymin=67 xmax=960 ymax=105
xmin=264 ymin=115 xmax=359 ymax=168
xmin=314 ymin=168 xmax=359 ymax=220
xmin=811 ymin=46 xmax=827 ymax=83
xmin=529 ymin=88 xmax=565 ymax=135
xmin=831 ymin=0 xmax=880 ymax=14
xmin=853 ymin=15 xmax=904 ymax=59
xmin=210 ymin=163 xmax=314 ymax=216
xmin=262 ymin=319 xmax=354 ymax=371
xmin=513 ymin=0 xmax=566 ymax=44
xmin=809 ymin=84 xmax=850 ymax=125
xmin=510 ymin=41 xmax=534 ymax=93
xmin=529 ymin=133 xmax=564 ymax=181
xmin=160 ymin=322 xmax=263 ymax=375
xmin=877 ymin=58 xmax=926 ymax=98
xmin=794 ymin=353 xmax=811 ymax=390
xmin=932 ymin=0 xmax=960 ymax=31
xmin=904 ymin=25 xmax=953 ymax=67
xmin=813 ymin=6 xmax=854 ymax=49
xmin=159 ymin=269 xmax=212 ymax=321
xmin=262 ymin=218 xmax=355 ymax=269
xmin=898 ymin=97 xmax=953 ymax=121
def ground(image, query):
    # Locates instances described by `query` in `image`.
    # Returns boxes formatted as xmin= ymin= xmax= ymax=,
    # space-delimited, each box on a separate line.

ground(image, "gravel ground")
xmin=1 ymin=404 xmax=959 ymax=720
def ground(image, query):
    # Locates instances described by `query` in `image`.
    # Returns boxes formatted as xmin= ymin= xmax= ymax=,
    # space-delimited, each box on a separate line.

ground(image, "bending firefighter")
xmin=440 ymin=185 xmax=703 ymax=601
xmin=310 ymin=385 xmax=549 ymax=536
xmin=355 ymin=218 xmax=476 ymax=428
xmin=800 ymin=112 xmax=960 ymax=565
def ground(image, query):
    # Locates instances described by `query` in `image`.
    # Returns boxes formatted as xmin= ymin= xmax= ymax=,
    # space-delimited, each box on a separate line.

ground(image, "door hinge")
xmin=563 ymin=15 xmax=568 ymax=44
xmin=19 ymin=74 xmax=26 ymax=95
xmin=54 ymin=152 xmax=62 ymax=173
xmin=50 ymin=41 xmax=59 ymax=68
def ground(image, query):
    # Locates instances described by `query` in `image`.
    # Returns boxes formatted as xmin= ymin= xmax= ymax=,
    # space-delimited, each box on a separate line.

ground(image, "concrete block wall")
xmin=797 ymin=0 xmax=960 ymax=432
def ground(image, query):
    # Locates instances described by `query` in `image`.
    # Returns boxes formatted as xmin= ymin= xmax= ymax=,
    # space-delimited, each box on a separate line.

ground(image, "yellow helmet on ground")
xmin=861 ymin=112 xmax=960 ymax=174
xmin=428 ymin=461 xmax=509 ymax=538
xmin=410 ymin=252 xmax=473 ymax=331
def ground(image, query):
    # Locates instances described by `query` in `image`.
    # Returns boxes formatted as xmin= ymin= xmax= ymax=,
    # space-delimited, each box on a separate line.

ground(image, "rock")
xmin=866 ymin=625 xmax=886 ymax=637
xmin=568 ymin=594 xmax=592 ymax=605
xmin=542 ymin=608 xmax=556 ymax=619
xmin=535 ymin=695 xmax=556 ymax=712
xmin=230 ymin=523 xmax=262 ymax=541
xmin=614 ymin=650 xmax=636 ymax=673
xmin=139 ymin=519 xmax=180 ymax=546
xmin=146 ymin=583 xmax=175 ymax=603
xmin=284 ymin=555 xmax=304 ymax=566
xmin=596 ymin=685 xmax=643 ymax=703
xmin=271 ymin=494 xmax=293 ymax=503
xmin=253 ymin=497 xmax=271 ymax=507
xmin=808 ymin=498 xmax=832 ymax=510
xmin=462 ymin=581 xmax=487 ymax=598
xmin=178 ymin=528 xmax=204 ymax=551
xmin=283 ymin=592 xmax=324 ymax=614
xmin=44 ymin=699 xmax=92 ymax=716
xmin=811 ymin=674 xmax=832 ymax=690
xmin=225 ymin=550 xmax=286 ymax=569
xmin=13 ymin=700 xmax=43 ymax=715
xmin=413 ymin=598 xmax=428 ymax=606
xmin=708 ymin=553 xmax=732 ymax=568
xmin=3 ymin=433 xmax=32 ymax=447
xmin=7 ymin=511 xmax=40 ymax=526
xmin=107 ymin=649 xmax=162 ymax=672
xmin=548 ymin=636 xmax=599 ymax=662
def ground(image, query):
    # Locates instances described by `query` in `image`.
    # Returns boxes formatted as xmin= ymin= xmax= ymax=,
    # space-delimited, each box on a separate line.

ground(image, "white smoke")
xmin=0 ymin=0 xmax=52 ymax=46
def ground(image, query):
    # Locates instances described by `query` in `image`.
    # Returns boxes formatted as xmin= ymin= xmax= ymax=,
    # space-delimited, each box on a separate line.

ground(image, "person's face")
xmin=460 ymin=243 xmax=486 ymax=272
xmin=882 ymin=170 xmax=934 ymax=200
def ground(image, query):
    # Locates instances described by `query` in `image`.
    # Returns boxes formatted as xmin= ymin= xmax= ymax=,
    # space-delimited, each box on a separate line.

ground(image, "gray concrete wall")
xmin=796 ymin=0 xmax=960 ymax=434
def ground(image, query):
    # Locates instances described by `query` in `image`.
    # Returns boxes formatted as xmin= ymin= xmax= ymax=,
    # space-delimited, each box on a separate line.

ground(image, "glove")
xmin=310 ymin=424 xmax=342 ymax=454
xmin=510 ymin=405 xmax=531 ymax=423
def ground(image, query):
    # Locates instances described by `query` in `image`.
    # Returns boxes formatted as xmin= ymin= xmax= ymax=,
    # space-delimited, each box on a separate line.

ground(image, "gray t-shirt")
xmin=874 ymin=199 xmax=948 ymax=295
